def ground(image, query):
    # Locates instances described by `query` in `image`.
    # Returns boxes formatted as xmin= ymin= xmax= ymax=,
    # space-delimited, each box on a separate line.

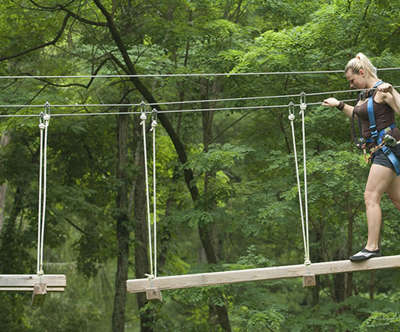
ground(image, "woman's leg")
xmin=386 ymin=174 xmax=400 ymax=211
xmin=364 ymin=164 xmax=396 ymax=251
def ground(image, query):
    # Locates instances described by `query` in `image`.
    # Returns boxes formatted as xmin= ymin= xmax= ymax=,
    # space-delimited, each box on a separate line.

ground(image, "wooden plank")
xmin=0 ymin=275 xmax=66 ymax=289
xmin=0 ymin=287 xmax=65 ymax=291
xmin=127 ymin=255 xmax=400 ymax=293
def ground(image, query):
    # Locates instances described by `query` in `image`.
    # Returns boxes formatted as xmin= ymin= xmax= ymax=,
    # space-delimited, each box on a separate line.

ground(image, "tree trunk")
xmin=0 ymin=186 xmax=24 ymax=274
xmin=332 ymin=272 xmax=345 ymax=303
xmin=312 ymin=224 xmax=323 ymax=306
xmin=200 ymin=81 xmax=231 ymax=331
xmin=0 ymin=183 xmax=7 ymax=234
xmin=345 ymin=197 xmax=353 ymax=298
xmin=112 ymin=113 xmax=130 ymax=332
xmin=332 ymin=248 xmax=345 ymax=302
xmin=0 ymin=133 xmax=10 ymax=234
xmin=0 ymin=185 xmax=27 ymax=332
xmin=92 ymin=3 xmax=229 ymax=328
xmin=369 ymin=271 xmax=375 ymax=300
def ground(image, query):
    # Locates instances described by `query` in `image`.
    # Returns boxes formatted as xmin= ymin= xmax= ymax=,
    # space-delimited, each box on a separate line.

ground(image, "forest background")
xmin=1 ymin=0 xmax=400 ymax=331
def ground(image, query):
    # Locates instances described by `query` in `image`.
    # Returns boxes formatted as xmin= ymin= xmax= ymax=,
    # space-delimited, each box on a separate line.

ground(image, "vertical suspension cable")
xmin=37 ymin=102 xmax=50 ymax=275
xmin=151 ymin=109 xmax=158 ymax=278
xmin=37 ymin=114 xmax=44 ymax=275
xmin=40 ymin=106 xmax=50 ymax=273
xmin=299 ymin=93 xmax=311 ymax=265
xmin=140 ymin=103 xmax=154 ymax=277
xmin=288 ymin=102 xmax=308 ymax=264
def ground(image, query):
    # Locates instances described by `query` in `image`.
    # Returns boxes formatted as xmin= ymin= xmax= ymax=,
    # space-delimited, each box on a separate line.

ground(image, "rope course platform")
xmin=127 ymin=255 xmax=400 ymax=298
xmin=0 ymin=274 xmax=66 ymax=292
xmin=0 ymin=274 xmax=67 ymax=305
xmin=0 ymin=106 xmax=67 ymax=305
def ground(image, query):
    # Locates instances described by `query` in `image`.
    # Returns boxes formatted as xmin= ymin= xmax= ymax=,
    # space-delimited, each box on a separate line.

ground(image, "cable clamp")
xmin=44 ymin=102 xmax=51 ymax=121
xmin=288 ymin=102 xmax=295 ymax=121
xmin=140 ymin=101 xmax=147 ymax=123
xmin=151 ymin=109 xmax=158 ymax=131
xmin=38 ymin=102 xmax=51 ymax=128
xmin=43 ymin=113 xmax=51 ymax=122
xmin=39 ymin=113 xmax=46 ymax=130
xmin=299 ymin=92 xmax=307 ymax=113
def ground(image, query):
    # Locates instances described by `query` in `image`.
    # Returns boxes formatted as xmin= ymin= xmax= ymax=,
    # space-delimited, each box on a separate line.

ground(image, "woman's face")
xmin=345 ymin=69 xmax=367 ymax=89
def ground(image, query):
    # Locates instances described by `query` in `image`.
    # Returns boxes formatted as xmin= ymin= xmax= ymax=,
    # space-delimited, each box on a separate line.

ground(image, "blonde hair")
xmin=344 ymin=52 xmax=377 ymax=78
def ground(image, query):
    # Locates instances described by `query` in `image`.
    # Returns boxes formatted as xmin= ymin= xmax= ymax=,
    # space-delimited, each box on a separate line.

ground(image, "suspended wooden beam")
xmin=127 ymin=255 xmax=400 ymax=295
xmin=0 ymin=274 xmax=66 ymax=292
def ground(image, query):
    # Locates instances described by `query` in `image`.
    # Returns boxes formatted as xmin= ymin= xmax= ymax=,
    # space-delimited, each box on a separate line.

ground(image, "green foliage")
xmin=245 ymin=308 xmax=285 ymax=332
xmin=186 ymin=143 xmax=254 ymax=174
xmin=2 ymin=0 xmax=400 ymax=331
xmin=360 ymin=311 xmax=400 ymax=332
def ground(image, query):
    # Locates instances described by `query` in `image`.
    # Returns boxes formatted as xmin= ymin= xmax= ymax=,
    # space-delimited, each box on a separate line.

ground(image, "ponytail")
xmin=344 ymin=53 xmax=377 ymax=78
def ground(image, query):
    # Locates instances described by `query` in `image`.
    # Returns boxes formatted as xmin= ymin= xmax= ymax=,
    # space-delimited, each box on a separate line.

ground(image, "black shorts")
xmin=372 ymin=144 xmax=400 ymax=171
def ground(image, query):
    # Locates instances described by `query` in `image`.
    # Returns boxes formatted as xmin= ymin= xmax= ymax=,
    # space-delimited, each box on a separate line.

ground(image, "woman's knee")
xmin=364 ymin=190 xmax=381 ymax=207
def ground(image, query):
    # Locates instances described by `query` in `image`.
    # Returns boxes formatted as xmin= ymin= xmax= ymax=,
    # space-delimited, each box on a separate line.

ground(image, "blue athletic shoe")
xmin=350 ymin=248 xmax=381 ymax=262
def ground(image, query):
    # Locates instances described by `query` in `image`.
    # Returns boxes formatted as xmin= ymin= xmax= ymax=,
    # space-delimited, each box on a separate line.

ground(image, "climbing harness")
xmin=358 ymin=81 xmax=400 ymax=175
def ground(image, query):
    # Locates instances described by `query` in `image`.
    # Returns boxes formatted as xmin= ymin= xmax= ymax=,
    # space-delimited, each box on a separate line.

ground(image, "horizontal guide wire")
xmin=1 ymin=67 xmax=400 ymax=79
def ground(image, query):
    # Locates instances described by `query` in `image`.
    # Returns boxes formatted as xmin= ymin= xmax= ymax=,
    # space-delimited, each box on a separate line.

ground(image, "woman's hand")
xmin=322 ymin=97 xmax=340 ymax=108
xmin=378 ymin=82 xmax=400 ymax=114
xmin=322 ymin=97 xmax=354 ymax=118
xmin=377 ymin=82 xmax=393 ymax=94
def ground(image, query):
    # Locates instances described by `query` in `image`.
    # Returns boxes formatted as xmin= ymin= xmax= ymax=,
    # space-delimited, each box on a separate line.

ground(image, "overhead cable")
xmin=1 ymin=67 xmax=400 ymax=79
xmin=1 ymin=85 xmax=394 ymax=110
xmin=0 ymin=99 xmax=359 ymax=118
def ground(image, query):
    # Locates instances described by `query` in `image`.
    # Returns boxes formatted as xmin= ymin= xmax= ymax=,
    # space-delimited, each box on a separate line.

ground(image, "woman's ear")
xmin=359 ymin=68 xmax=365 ymax=77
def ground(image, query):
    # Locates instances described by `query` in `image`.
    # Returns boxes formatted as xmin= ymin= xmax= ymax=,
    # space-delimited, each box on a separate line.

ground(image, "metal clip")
xmin=151 ymin=109 xmax=158 ymax=131
xmin=299 ymin=92 xmax=307 ymax=114
xmin=140 ymin=101 xmax=147 ymax=122
xmin=288 ymin=102 xmax=295 ymax=121
xmin=383 ymin=134 xmax=397 ymax=147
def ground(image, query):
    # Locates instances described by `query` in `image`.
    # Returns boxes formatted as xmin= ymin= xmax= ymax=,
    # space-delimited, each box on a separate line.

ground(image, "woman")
xmin=322 ymin=53 xmax=400 ymax=261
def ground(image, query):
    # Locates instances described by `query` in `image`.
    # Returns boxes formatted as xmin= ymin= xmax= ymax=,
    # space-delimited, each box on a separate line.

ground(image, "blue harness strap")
xmin=367 ymin=81 xmax=400 ymax=175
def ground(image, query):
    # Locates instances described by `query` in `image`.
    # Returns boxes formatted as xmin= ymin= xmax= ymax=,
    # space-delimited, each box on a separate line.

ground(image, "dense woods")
xmin=1 ymin=0 xmax=400 ymax=331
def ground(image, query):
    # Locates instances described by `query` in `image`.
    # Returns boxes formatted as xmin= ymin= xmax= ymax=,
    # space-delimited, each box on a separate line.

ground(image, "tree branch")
xmin=28 ymin=0 xmax=75 ymax=11
xmin=48 ymin=209 xmax=88 ymax=235
xmin=353 ymin=0 xmax=371 ymax=46
xmin=28 ymin=0 xmax=107 ymax=26
xmin=0 ymin=13 xmax=71 ymax=62
xmin=63 ymin=7 xmax=108 ymax=26
xmin=93 ymin=0 xmax=200 ymax=202
xmin=3 ymin=84 xmax=49 ymax=130
xmin=209 ymin=112 xmax=251 ymax=144
xmin=15 ymin=56 xmax=112 ymax=89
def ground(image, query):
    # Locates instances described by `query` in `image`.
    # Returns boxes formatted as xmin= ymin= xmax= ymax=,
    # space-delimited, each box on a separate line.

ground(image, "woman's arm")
xmin=378 ymin=83 xmax=400 ymax=114
xmin=322 ymin=97 xmax=354 ymax=119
